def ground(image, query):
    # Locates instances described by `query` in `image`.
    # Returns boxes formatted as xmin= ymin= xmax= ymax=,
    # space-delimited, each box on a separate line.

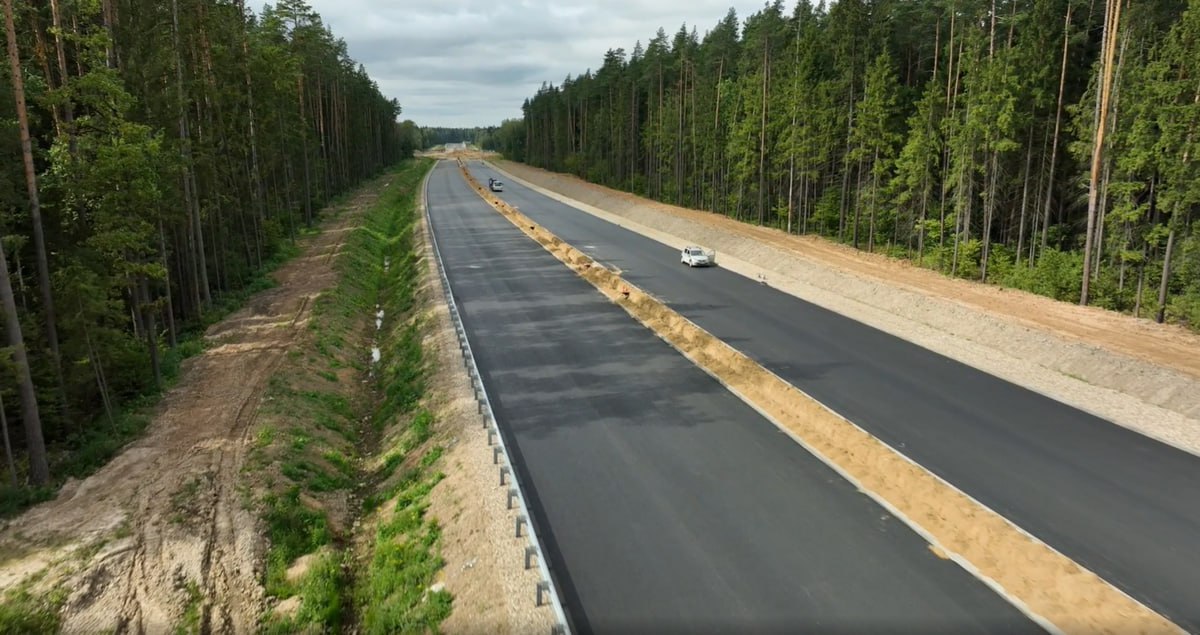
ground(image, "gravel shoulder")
xmin=416 ymin=169 xmax=555 ymax=635
xmin=494 ymin=160 xmax=1200 ymax=456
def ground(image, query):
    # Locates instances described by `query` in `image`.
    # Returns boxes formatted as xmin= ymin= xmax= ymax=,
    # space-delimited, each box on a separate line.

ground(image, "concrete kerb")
xmin=424 ymin=160 xmax=573 ymax=635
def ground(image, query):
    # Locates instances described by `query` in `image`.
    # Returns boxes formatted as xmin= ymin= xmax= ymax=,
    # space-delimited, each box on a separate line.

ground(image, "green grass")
xmin=263 ymin=487 xmax=333 ymax=598
xmin=0 ymin=486 xmax=56 ymax=519
xmin=0 ymin=584 xmax=65 ymax=634
xmin=263 ymin=551 xmax=347 ymax=635
xmin=173 ymin=581 xmax=202 ymax=635
xmin=255 ymin=426 xmax=275 ymax=449
xmin=249 ymin=159 xmax=449 ymax=634
xmin=356 ymin=473 xmax=451 ymax=635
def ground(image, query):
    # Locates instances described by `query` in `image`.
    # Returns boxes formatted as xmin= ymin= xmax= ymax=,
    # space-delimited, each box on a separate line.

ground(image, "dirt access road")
xmin=0 ymin=186 xmax=381 ymax=633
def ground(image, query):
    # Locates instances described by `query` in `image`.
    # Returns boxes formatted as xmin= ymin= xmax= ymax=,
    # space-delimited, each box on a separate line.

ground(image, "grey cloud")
xmin=303 ymin=0 xmax=767 ymax=127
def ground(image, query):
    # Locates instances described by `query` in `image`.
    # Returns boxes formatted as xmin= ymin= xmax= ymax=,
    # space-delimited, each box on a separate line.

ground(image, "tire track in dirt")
xmin=0 ymin=187 xmax=384 ymax=634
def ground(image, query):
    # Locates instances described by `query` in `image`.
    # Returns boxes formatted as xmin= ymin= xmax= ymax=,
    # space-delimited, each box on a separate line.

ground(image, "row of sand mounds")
xmin=454 ymin=160 xmax=1183 ymax=635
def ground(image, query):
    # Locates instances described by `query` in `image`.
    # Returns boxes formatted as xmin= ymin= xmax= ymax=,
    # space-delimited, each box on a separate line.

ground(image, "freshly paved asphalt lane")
xmin=426 ymin=162 xmax=1039 ymax=634
xmin=471 ymin=163 xmax=1200 ymax=631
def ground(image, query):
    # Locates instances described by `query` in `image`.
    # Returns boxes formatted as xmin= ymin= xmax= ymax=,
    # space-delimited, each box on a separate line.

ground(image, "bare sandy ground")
xmin=492 ymin=161 xmax=1200 ymax=456
xmin=0 ymin=187 xmax=382 ymax=632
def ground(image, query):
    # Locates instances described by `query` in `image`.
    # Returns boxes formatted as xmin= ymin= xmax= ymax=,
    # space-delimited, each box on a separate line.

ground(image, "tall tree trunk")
xmin=757 ymin=45 xmax=769 ymax=226
xmin=0 ymin=215 xmax=47 ymax=486
xmin=713 ymin=59 xmax=724 ymax=212
xmin=158 ymin=221 xmax=177 ymax=348
xmin=1155 ymin=227 xmax=1175 ymax=324
xmin=184 ymin=199 xmax=202 ymax=315
xmin=4 ymin=0 xmax=64 ymax=397
xmin=235 ymin=0 xmax=267 ymax=228
xmin=852 ymin=156 xmax=865 ymax=248
xmin=1015 ymin=131 xmax=1034 ymax=267
xmin=1081 ymin=0 xmax=1122 ymax=305
xmin=139 ymin=277 xmax=161 ymax=390
xmin=1134 ymin=257 xmax=1146 ymax=318
xmin=29 ymin=14 xmax=60 ymax=135
xmin=172 ymin=0 xmax=211 ymax=311
xmin=980 ymin=151 xmax=999 ymax=281
xmin=298 ymin=75 xmax=314 ymax=226
xmin=0 ymin=393 xmax=15 ymax=485
xmin=1040 ymin=4 xmax=1073 ymax=254
xmin=48 ymin=0 xmax=75 ymax=146
xmin=868 ymin=149 xmax=879 ymax=252
xmin=839 ymin=92 xmax=855 ymax=241
xmin=79 ymin=299 xmax=115 ymax=428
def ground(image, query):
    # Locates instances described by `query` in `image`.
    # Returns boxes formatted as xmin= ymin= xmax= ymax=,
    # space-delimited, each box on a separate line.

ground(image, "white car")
xmin=489 ymin=179 xmax=504 ymax=192
xmin=680 ymin=246 xmax=715 ymax=267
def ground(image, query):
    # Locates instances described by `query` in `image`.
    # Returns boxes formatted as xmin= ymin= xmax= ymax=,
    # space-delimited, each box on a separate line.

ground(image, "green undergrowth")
xmin=247 ymin=158 xmax=451 ymax=634
xmin=0 ymin=575 xmax=65 ymax=634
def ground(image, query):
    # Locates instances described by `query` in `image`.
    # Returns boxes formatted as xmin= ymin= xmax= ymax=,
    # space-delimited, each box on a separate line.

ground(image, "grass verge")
xmin=246 ymin=158 xmax=450 ymax=633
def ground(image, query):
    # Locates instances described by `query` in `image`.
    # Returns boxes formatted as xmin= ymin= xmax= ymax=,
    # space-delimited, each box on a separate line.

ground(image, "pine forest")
xmin=498 ymin=0 xmax=1200 ymax=332
xmin=0 ymin=0 xmax=419 ymax=494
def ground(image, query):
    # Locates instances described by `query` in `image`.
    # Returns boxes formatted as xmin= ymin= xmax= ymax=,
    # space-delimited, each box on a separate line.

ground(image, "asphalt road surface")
xmin=427 ymin=162 xmax=1040 ymax=634
xmin=471 ymin=163 xmax=1200 ymax=631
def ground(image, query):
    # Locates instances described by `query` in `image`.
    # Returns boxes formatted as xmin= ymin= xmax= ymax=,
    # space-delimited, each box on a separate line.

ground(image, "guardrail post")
xmin=427 ymin=174 xmax=572 ymax=635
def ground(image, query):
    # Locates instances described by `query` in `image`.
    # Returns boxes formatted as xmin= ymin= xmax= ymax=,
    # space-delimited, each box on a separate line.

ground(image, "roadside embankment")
xmin=246 ymin=159 xmax=450 ymax=634
xmin=250 ymin=157 xmax=553 ymax=634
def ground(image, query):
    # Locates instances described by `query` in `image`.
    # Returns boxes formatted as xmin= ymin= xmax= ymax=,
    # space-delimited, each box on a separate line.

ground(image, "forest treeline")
xmin=420 ymin=126 xmax=483 ymax=147
xmin=499 ymin=0 xmax=1200 ymax=331
xmin=0 ymin=0 xmax=418 ymax=493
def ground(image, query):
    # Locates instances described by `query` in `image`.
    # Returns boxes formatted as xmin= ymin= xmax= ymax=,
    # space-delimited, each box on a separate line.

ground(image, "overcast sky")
xmin=301 ymin=0 xmax=770 ymax=128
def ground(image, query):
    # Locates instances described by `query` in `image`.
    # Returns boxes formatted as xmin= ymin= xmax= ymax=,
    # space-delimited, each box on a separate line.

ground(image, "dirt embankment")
xmin=493 ymin=160 xmax=1200 ymax=456
xmin=0 ymin=186 xmax=380 ymax=632
xmin=457 ymin=162 xmax=1183 ymax=635
xmin=0 ymin=163 xmax=558 ymax=634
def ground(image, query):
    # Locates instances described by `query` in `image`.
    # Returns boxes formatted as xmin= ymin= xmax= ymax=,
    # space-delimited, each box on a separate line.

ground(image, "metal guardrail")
xmin=422 ymin=162 xmax=572 ymax=635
